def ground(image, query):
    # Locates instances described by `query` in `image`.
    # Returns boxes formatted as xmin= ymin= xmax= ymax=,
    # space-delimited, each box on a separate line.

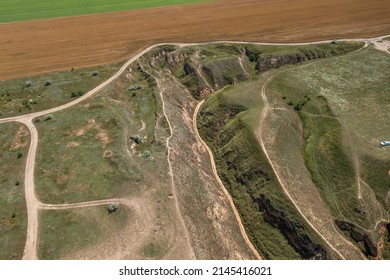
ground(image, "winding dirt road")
xmin=0 ymin=35 xmax=388 ymax=259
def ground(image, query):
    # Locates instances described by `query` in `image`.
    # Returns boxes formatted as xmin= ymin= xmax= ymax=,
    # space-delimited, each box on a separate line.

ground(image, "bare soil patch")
xmin=66 ymin=141 xmax=79 ymax=148
xmin=69 ymin=118 xmax=112 ymax=148
xmin=145 ymin=65 xmax=257 ymax=259
xmin=9 ymin=125 xmax=30 ymax=151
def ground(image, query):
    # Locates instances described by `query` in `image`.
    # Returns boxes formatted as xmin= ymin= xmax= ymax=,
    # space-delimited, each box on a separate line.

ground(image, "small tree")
xmin=143 ymin=150 xmax=152 ymax=158
xmin=43 ymin=80 xmax=51 ymax=86
xmin=248 ymin=53 xmax=257 ymax=62
xmin=44 ymin=114 xmax=53 ymax=121
xmin=107 ymin=204 xmax=119 ymax=214
xmin=71 ymin=90 xmax=84 ymax=98
xmin=130 ymin=135 xmax=142 ymax=144
xmin=17 ymin=152 xmax=23 ymax=159
xmin=128 ymin=84 xmax=142 ymax=92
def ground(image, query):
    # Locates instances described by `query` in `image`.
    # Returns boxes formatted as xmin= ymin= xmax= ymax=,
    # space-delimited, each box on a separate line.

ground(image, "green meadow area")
xmin=0 ymin=0 xmax=210 ymax=23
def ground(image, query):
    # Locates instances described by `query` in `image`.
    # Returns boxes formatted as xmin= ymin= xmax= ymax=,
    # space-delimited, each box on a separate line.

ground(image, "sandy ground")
xmin=0 ymin=0 xmax=389 ymax=80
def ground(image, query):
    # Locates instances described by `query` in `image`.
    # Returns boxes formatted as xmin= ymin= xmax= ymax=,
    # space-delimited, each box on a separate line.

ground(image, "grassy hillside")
xmin=172 ymin=41 xmax=365 ymax=259
xmin=0 ymin=0 xmax=209 ymax=23
xmin=169 ymin=41 xmax=363 ymax=100
xmin=269 ymin=47 xmax=390 ymax=216
xmin=267 ymin=47 xmax=389 ymax=257
xmin=197 ymin=81 xmax=333 ymax=259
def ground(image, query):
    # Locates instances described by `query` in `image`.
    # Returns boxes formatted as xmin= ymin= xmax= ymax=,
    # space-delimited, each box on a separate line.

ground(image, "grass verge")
xmin=0 ymin=63 xmax=120 ymax=118
xmin=0 ymin=122 xmax=29 ymax=259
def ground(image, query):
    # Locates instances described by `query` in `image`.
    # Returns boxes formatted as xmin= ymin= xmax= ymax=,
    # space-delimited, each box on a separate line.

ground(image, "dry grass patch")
xmin=0 ymin=123 xmax=29 ymax=259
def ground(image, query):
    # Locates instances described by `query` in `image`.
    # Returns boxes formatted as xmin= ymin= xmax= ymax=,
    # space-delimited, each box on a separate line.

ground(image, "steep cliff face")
xmin=178 ymin=61 xmax=209 ymax=99
xmin=183 ymin=62 xmax=195 ymax=75
xmin=335 ymin=220 xmax=378 ymax=257
xmin=387 ymin=223 xmax=390 ymax=242
xmin=178 ymin=57 xmax=249 ymax=99
xmin=255 ymin=195 xmax=327 ymax=260
xmin=255 ymin=50 xmax=328 ymax=72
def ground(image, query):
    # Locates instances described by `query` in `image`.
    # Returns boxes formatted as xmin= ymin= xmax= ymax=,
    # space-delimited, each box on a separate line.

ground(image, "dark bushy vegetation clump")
xmin=44 ymin=114 xmax=53 ymax=121
xmin=107 ymin=204 xmax=119 ymax=214
xmin=70 ymin=91 xmax=84 ymax=98
xmin=143 ymin=150 xmax=151 ymax=158
xmin=130 ymin=135 xmax=142 ymax=144
xmin=128 ymin=84 xmax=142 ymax=92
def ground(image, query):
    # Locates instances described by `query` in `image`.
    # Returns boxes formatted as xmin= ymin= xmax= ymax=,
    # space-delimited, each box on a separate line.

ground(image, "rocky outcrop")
xmin=335 ymin=220 xmax=378 ymax=257
xmin=255 ymin=194 xmax=327 ymax=260
xmin=255 ymin=50 xmax=328 ymax=72
xmin=167 ymin=53 xmax=188 ymax=66
xmin=147 ymin=47 xmax=189 ymax=68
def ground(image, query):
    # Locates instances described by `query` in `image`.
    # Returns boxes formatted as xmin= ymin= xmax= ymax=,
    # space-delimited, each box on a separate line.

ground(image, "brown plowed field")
xmin=0 ymin=0 xmax=389 ymax=81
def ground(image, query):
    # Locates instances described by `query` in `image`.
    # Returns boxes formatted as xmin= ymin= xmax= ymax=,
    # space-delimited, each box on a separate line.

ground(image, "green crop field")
xmin=0 ymin=0 xmax=210 ymax=23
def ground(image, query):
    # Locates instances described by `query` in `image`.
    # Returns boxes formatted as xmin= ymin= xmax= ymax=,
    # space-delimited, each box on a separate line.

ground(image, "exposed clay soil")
xmin=1 ymin=0 xmax=389 ymax=80
xmin=9 ymin=125 xmax=30 ymax=150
